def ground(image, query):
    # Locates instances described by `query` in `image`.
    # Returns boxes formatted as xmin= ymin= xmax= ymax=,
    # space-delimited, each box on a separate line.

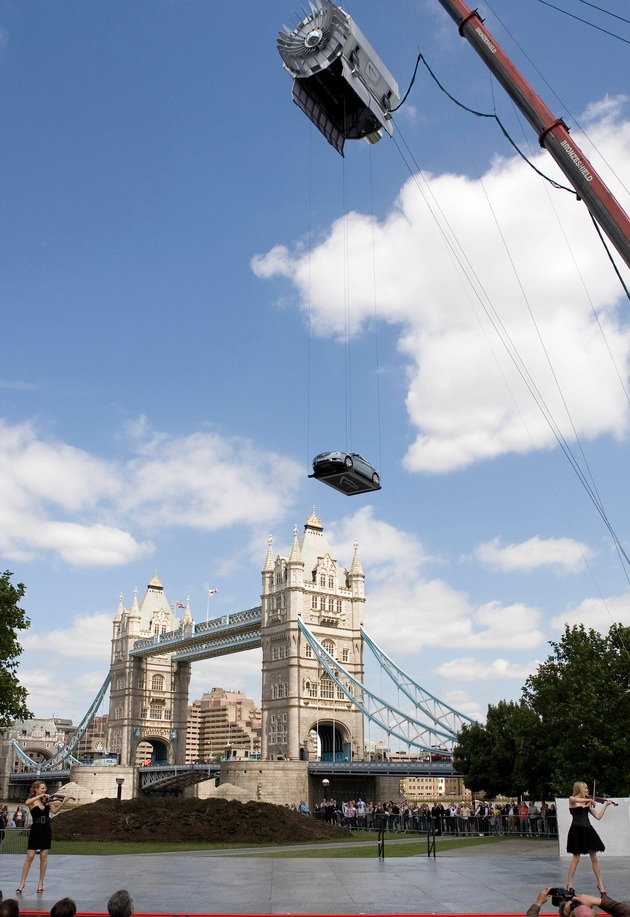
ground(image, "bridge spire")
xmin=263 ymin=535 xmax=274 ymax=573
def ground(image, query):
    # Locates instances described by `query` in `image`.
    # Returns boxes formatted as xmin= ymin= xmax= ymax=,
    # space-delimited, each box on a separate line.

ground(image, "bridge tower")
xmin=260 ymin=509 xmax=365 ymax=762
xmin=107 ymin=575 xmax=191 ymax=767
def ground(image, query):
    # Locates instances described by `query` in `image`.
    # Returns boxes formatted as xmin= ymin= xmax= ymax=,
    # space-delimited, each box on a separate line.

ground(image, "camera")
xmin=549 ymin=888 xmax=575 ymax=907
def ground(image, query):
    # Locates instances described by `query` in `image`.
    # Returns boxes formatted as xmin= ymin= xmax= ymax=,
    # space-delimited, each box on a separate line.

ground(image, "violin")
xmin=589 ymin=782 xmax=619 ymax=807
xmin=588 ymin=795 xmax=618 ymax=807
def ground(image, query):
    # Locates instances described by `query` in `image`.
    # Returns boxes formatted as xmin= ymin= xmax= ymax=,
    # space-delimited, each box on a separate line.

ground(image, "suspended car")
xmin=310 ymin=450 xmax=381 ymax=495
xmin=277 ymin=0 xmax=399 ymax=156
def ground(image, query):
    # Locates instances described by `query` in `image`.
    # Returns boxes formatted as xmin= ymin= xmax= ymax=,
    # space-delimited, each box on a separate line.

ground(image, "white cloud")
xmin=252 ymin=104 xmax=630 ymax=473
xmin=473 ymin=535 xmax=594 ymax=574
xmin=22 ymin=612 xmax=113 ymax=661
xmin=321 ymin=507 xmax=544 ymax=654
xmin=551 ymin=592 xmax=630 ymax=633
xmin=437 ymin=656 xmax=538 ymax=682
xmin=0 ymin=418 xmax=303 ymax=569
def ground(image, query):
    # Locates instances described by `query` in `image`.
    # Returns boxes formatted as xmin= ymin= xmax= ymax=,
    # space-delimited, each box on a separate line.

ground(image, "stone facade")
xmin=222 ymin=759 xmax=309 ymax=807
xmin=260 ymin=510 xmax=365 ymax=763
xmin=107 ymin=576 xmax=191 ymax=766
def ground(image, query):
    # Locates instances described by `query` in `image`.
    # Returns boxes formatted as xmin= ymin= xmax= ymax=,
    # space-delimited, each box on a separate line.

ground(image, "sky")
xmin=1 ymin=0 xmax=630 ymax=742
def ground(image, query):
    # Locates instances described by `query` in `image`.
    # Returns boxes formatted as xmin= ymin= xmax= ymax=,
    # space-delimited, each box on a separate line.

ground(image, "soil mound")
xmin=53 ymin=797 xmax=351 ymax=845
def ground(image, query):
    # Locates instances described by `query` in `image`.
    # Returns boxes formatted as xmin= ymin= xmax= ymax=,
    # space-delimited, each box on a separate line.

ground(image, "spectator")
xmin=107 ymin=890 xmax=134 ymax=917
xmin=0 ymin=901 xmax=20 ymax=917
xmin=51 ymin=899 xmax=76 ymax=917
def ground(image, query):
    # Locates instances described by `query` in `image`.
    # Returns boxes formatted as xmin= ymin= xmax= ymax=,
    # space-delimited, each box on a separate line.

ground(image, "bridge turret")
xmin=260 ymin=510 xmax=364 ymax=763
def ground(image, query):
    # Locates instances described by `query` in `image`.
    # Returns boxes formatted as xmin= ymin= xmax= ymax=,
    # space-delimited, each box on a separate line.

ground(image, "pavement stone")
xmin=1 ymin=837 xmax=627 ymax=914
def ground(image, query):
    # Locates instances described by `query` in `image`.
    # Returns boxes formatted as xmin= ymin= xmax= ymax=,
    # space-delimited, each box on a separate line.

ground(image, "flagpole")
xmin=206 ymin=590 xmax=210 ymax=624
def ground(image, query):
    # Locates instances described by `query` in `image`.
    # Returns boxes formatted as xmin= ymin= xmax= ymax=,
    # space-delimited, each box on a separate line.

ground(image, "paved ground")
xmin=1 ymin=836 xmax=628 ymax=914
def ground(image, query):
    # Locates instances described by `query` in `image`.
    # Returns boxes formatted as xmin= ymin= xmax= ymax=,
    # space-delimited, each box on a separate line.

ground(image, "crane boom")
xmin=436 ymin=0 xmax=630 ymax=271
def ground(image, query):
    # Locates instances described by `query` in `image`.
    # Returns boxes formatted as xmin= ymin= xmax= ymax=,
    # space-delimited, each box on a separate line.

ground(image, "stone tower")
xmin=260 ymin=509 xmax=365 ymax=762
xmin=107 ymin=575 xmax=191 ymax=766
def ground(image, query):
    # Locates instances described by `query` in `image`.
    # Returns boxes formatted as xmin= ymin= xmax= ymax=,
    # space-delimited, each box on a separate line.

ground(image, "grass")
xmin=50 ymin=833 xmax=510 ymax=857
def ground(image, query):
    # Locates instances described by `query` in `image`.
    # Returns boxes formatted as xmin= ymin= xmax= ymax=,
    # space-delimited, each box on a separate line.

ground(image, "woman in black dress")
xmin=566 ymin=780 xmax=614 ymax=894
xmin=16 ymin=780 xmax=71 ymax=896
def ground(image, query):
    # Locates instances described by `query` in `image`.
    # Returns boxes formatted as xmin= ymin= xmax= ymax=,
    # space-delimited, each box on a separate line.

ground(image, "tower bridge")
xmin=10 ymin=510 xmax=474 ymax=802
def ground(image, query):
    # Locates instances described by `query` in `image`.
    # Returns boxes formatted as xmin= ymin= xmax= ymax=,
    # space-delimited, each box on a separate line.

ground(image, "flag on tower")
xmin=175 ymin=602 xmax=185 ymax=608
xmin=208 ymin=588 xmax=219 ymax=596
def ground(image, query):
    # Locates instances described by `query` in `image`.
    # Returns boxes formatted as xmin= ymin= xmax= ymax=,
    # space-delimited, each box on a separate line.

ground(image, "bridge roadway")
xmin=129 ymin=606 xmax=262 ymax=662
xmin=138 ymin=759 xmax=457 ymax=792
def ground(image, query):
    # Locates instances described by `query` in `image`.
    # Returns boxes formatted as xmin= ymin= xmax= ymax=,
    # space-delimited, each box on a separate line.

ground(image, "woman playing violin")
xmin=16 ymin=780 xmax=71 ymax=896
xmin=566 ymin=780 xmax=615 ymax=895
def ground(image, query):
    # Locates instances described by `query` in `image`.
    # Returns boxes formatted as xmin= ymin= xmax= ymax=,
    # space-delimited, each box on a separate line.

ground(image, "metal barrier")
xmin=0 ymin=827 xmax=29 ymax=854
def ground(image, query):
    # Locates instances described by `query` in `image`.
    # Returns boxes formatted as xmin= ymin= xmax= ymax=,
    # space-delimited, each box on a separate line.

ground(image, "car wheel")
xmin=372 ymin=472 xmax=380 ymax=485
xmin=344 ymin=456 xmax=353 ymax=468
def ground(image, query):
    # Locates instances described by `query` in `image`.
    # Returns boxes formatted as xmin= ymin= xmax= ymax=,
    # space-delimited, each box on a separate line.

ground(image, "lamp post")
xmin=322 ymin=778 xmax=330 ymax=801
xmin=115 ymin=774 xmax=124 ymax=802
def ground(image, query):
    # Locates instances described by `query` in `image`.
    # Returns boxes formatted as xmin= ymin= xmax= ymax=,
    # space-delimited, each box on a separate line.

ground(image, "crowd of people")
xmin=0 ymin=889 xmax=134 ymax=917
xmin=313 ymin=797 xmax=559 ymax=835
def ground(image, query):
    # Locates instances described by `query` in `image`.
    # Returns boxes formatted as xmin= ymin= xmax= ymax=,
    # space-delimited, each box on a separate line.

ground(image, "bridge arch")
xmin=136 ymin=737 xmax=170 ymax=766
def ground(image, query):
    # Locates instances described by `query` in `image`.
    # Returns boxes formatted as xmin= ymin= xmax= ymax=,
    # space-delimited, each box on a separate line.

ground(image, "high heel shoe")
xmin=16 ymin=888 xmax=23 ymax=896
xmin=597 ymin=886 xmax=606 ymax=896
xmin=37 ymin=886 xmax=44 ymax=894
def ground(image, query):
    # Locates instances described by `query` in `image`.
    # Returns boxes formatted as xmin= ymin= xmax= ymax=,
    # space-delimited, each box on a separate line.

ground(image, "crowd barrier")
xmin=0 ymin=826 xmax=29 ymax=854
xmin=335 ymin=814 xmax=558 ymax=837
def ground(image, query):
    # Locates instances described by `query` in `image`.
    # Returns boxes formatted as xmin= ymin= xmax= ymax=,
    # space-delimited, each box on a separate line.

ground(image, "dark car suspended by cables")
xmin=310 ymin=451 xmax=381 ymax=495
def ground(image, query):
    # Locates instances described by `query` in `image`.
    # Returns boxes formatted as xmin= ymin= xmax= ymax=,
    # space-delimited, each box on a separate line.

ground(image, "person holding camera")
xmin=526 ymin=887 xmax=597 ymax=917
xmin=16 ymin=780 xmax=71 ymax=896
xmin=572 ymin=891 xmax=630 ymax=917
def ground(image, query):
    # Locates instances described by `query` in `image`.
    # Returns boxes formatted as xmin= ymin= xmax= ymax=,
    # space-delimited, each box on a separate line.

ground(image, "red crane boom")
xmin=436 ymin=0 xmax=630 ymax=271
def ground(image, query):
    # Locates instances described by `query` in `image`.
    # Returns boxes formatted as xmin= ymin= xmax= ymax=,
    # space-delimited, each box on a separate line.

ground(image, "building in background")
xmin=186 ymin=688 xmax=261 ymax=762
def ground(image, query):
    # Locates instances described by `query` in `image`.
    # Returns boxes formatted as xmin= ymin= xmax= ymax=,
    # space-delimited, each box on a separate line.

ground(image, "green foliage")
xmin=454 ymin=623 xmax=630 ymax=798
xmin=522 ymin=623 xmax=630 ymax=796
xmin=454 ymin=700 xmax=539 ymax=798
xmin=0 ymin=571 xmax=32 ymax=728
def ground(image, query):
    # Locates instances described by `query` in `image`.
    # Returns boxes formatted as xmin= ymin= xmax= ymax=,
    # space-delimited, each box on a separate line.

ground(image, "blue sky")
xmin=2 ymin=0 xmax=630 ymax=737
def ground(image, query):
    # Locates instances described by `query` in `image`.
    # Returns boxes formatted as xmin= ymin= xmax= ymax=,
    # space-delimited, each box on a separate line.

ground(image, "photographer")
xmin=572 ymin=892 xmax=630 ymax=917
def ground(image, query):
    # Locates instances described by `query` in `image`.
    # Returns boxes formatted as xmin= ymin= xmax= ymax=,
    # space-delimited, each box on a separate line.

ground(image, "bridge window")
xmin=150 ymin=703 xmax=162 ymax=719
xmin=141 ymin=707 xmax=148 ymax=719
xmin=161 ymin=625 xmax=167 ymax=634
xmin=151 ymin=674 xmax=165 ymax=692
xmin=153 ymin=624 xmax=160 ymax=634
xmin=322 ymin=639 xmax=335 ymax=656
xmin=304 ymin=644 xmax=312 ymax=658
xmin=328 ymin=576 xmax=334 ymax=589
xmin=308 ymin=681 xmax=318 ymax=698
xmin=320 ymin=676 xmax=334 ymax=699
xmin=319 ymin=597 xmax=325 ymax=610
xmin=319 ymin=575 xmax=326 ymax=588
xmin=328 ymin=598 xmax=334 ymax=612
xmin=165 ymin=708 xmax=171 ymax=720
xmin=336 ymin=685 xmax=344 ymax=700
xmin=337 ymin=600 xmax=342 ymax=613
xmin=342 ymin=648 xmax=349 ymax=662
xmin=311 ymin=594 xmax=317 ymax=609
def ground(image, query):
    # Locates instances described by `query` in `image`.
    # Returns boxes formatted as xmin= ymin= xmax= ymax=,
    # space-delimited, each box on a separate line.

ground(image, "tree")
xmin=454 ymin=623 xmax=630 ymax=800
xmin=522 ymin=623 xmax=630 ymax=796
xmin=0 ymin=571 xmax=32 ymax=728
xmin=454 ymin=700 xmax=540 ymax=798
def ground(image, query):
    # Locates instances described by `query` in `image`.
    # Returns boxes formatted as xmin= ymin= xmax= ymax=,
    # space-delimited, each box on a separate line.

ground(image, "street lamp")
xmin=322 ymin=778 xmax=330 ymax=801
xmin=115 ymin=774 xmax=124 ymax=802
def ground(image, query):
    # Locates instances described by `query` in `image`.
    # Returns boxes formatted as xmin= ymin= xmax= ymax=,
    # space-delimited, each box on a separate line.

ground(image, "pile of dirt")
xmin=53 ymin=796 xmax=351 ymax=845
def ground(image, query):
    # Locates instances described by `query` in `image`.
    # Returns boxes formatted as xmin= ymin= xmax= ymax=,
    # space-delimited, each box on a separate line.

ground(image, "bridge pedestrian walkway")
xmin=2 ymin=837 xmax=628 ymax=915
